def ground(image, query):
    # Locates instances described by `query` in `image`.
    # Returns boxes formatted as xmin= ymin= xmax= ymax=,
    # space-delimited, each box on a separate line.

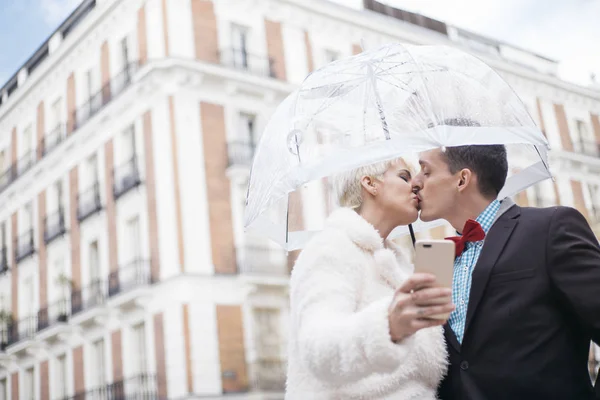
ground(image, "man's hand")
xmin=388 ymin=273 xmax=455 ymax=342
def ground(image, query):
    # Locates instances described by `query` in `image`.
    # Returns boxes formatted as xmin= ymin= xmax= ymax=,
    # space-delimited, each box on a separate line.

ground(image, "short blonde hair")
xmin=332 ymin=158 xmax=407 ymax=211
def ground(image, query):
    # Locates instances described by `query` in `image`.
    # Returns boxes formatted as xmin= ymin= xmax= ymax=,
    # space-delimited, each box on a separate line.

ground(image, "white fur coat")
xmin=285 ymin=208 xmax=448 ymax=400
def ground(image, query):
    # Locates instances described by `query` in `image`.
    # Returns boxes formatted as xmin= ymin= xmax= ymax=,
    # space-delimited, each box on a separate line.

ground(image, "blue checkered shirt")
xmin=448 ymin=200 xmax=501 ymax=343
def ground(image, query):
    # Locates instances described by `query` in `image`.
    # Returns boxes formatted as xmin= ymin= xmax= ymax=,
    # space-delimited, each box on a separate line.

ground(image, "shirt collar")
xmin=475 ymin=199 xmax=501 ymax=235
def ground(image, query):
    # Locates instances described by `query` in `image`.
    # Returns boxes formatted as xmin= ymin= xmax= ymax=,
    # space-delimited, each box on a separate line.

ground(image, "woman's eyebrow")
xmin=398 ymin=169 xmax=412 ymax=178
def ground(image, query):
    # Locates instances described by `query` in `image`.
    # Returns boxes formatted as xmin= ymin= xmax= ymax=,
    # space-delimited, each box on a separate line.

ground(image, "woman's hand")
xmin=388 ymin=273 xmax=455 ymax=342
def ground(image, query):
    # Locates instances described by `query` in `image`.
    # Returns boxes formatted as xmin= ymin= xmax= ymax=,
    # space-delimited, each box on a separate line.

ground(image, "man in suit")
xmin=412 ymin=141 xmax=600 ymax=399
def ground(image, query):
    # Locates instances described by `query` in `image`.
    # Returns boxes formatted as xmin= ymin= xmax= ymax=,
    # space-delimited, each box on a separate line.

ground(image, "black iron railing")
xmin=44 ymin=207 xmax=66 ymax=244
xmin=227 ymin=141 xmax=256 ymax=167
xmin=573 ymin=140 xmax=600 ymax=157
xmin=37 ymin=298 xmax=70 ymax=332
xmin=108 ymin=259 xmax=152 ymax=298
xmin=59 ymin=374 xmax=158 ymax=400
xmin=14 ymin=229 xmax=35 ymax=263
xmin=6 ymin=315 xmax=37 ymax=347
xmin=73 ymin=62 xmax=139 ymax=131
xmin=0 ymin=62 xmax=139 ymax=197
xmin=113 ymin=155 xmax=141 ymax=199
xmin=250 ymin=359 xmax=286 ymax=392
xmin=71 ymin=279 xmax=106 ymax=316
xmin=237 ymin=246 xmax=287 ymax=275
xmin=77 ymin=181 xmax=102 ymax=222
xmin=219 ymin=48 xmax=275 ymax=78
xmin=0 ymin=166 xmax=16 ymax=193
xmin=17 ymin=149 xmax=36 ymax=176
xmin=41 ymin=124 xmax=66 ymax=156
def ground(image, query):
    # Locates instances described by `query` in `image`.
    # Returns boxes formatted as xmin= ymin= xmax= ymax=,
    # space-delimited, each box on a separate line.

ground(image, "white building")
xmin=0 ymin=0 xmax=597 ymax=399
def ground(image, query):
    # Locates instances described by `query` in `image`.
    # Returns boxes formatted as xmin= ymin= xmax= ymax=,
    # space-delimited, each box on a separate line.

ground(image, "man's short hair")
xmin=436 ymin=118 xmax=508 ymax=198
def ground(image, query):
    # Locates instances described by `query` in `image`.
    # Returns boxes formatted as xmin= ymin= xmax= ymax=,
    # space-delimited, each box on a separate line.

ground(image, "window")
xmin=21 ymin=202 xmax=33 ymax=235
xmin=231 ymin=24 xmax=249 ymax=68
xmin=22 ymin=125 xmax=33 ymax=155
xmin=23 ymin=277 xmax=35 ymax=316
xmin=20 ymin=125 xmax=34 ymax=173
xmin=0 ymin=150 xmax=5 ymax=173
xmin=132 ymin=323 xmax=148 ymax=374
xmin=239 ymin=113 xmax=256 ymax=144
xmin=533 ymin=179 xmax=556 ymax=208
xmin=585 ymin=183 xmax=600 ymax=222
xmin=51 ymin=98 xmax=62 ymax=129
xmin=121 ymin=125 xmax=136 ymax=162
xmin=0 ymin=222 xmax=5 ymax=249
xmin=576 ymin=120 xmax=599 ymax=156
xmin=85 ymin=69 xmax=94 ymax=101
xmin=120 ymin=37 xmax=130 ymax=70
xmin=324 ymin=49 xmax=340 ymax=63
xmin=86 ymin=154 xmax=98 ymax=183
xmin=0 ymin=378 xmax=6 ymax=400
xmin=92 ymin=339 xmax=106 ymax=387
xmin=55 ymin=180 xmax=63 ymax=209
xmin=253 ymin=308 xmax=282 ymax=360
xmin=126 ymin=216 xmax=142 ymax=262
xmin=24 ymin=367 xmax=34 ymax=400
xmin=55 ymin=354 xmax=67 ymax=398
xmin=89 ymin=240 xmax=100 ymax=282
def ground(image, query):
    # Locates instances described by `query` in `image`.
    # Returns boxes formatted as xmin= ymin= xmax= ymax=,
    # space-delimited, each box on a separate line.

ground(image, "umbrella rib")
xmin=304 ymin=80 xmax=365 ymax=126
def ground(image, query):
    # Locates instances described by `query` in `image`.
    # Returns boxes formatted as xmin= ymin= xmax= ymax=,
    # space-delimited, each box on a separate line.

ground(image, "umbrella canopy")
xmin=244 ymin=43 xmax=551 ymax=250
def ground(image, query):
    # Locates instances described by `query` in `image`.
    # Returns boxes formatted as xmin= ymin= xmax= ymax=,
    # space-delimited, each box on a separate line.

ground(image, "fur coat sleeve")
xmin=290 ymin=231 xmax=417 ymax=386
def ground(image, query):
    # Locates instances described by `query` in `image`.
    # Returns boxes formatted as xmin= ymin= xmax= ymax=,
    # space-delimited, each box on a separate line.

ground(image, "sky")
xmin=0 ymin=0 xmax=81 ymax=85
xmin=0 ymin=0 xmax=599 ymax=88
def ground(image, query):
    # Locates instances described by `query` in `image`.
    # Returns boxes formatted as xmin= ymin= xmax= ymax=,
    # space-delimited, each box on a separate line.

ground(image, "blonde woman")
xmin=285 ymin=158 xmax=453 ymax=399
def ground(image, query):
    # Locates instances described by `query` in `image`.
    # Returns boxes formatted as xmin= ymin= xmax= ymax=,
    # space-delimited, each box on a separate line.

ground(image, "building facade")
xmin=0 ymin=0 xmax=597 ymax=399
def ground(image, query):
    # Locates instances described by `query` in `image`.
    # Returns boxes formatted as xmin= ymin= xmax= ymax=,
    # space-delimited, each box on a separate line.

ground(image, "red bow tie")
xmin=446 ymin=219 xmax=486 ymax=257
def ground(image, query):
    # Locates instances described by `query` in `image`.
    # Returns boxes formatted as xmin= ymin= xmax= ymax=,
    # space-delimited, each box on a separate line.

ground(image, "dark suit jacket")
xmin=438 ymin=205 xmax=600 ymax=400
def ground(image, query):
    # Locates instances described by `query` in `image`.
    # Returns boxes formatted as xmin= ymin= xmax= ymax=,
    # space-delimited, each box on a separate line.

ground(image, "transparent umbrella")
xmin=244 ymin=43 xmax=551 ymax=251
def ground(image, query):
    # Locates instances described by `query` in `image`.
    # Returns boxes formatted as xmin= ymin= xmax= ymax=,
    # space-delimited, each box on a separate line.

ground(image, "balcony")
xmin=575 ymin=140 xmax=600 ymax=157
xmin=37 ymin=298 xmax=70 ymax=332
xmin=0 ymin=166 xmax=16 ymax=193
xmin=70 ymin=279 xmax=106 ymax=317
xmin=14 ymin=229 xmax=35 ymax=263
xmin=60 ymin=374 xmax=158 ymax=400
xmin=6 ymin=315 xmax=37 ymax=348
xmin=0 ymin=62 xmax=139 ymax=198
xmin=16 ymin=149 xmax=36 ymax=177
xmin=219 ymin=48 xmax=275 ymax=78
xmin=113 ymin=155 xmax=141 ymax=199
xmin=573 ymin=140 xmax=600 ymax=158
xmin=108 ymin=259 xmax=153 ymax=307
xmin=44 ymin=207 xmax=66 ymax=244
xmin=249 ymin=359 xmax=286 ymax=392
xmin=77 ymin=182 xmax=102 ymax=222
xmin=73 ymin=62 xmax=139 ymax=131
xmin=41 ymin=124 xmax=66 ymax=157
xmin=237 ymin=246 xmax=288 ymax=276
xmin=227 ymin=141 xmax=256 ymax=168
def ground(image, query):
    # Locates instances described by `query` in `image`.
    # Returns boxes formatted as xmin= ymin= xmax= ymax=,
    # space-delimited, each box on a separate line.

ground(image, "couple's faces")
xmin=413 ymin=149 xmax=458 ymax=222
xmin=370 ymin=160 xmax=420 ymax=225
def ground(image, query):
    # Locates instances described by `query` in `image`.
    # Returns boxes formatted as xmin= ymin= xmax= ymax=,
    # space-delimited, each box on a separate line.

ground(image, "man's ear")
xmin=457 ymin=168 xmax=473 ymax=192
xmin=360 ymin=176 xmax=378 ymax=196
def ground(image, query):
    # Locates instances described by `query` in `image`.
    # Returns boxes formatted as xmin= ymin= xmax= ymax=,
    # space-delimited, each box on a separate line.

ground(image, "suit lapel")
xmin=463 ymin=205 xmax=520 ymax=336
xmin=444 ymin=323 xmax=461 ymax=353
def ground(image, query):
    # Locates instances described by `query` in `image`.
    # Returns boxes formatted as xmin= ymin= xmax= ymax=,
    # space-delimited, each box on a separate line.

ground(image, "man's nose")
xmin=412 ymin=177 xmax=422 ymax=192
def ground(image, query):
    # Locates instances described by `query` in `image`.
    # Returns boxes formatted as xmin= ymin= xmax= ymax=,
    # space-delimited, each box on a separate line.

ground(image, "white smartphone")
xmin=414 ymin=239 xmax=456 ymax=320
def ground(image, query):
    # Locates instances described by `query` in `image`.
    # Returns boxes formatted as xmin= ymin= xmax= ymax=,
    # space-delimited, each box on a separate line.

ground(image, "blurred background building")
xmin=0 ymin=0 xmax=597 ymax=399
